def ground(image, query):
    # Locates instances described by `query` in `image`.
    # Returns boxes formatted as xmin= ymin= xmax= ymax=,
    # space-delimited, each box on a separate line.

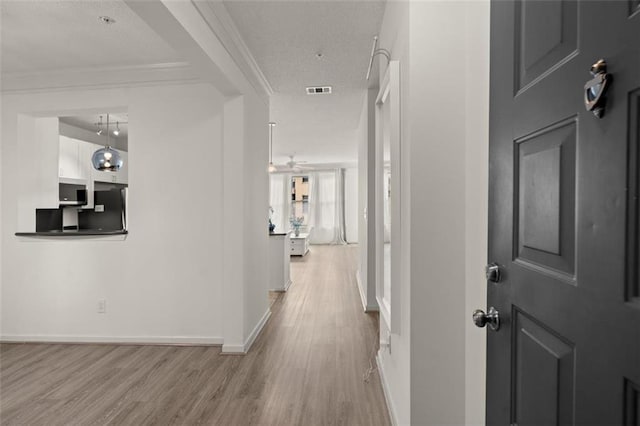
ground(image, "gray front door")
xmin=487 ymin=1 xmax=640 ymax=424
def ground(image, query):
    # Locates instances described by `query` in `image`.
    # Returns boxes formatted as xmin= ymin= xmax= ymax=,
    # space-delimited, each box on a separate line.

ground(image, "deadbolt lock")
xmin=485 ymin=263 xmax=501 ymax=283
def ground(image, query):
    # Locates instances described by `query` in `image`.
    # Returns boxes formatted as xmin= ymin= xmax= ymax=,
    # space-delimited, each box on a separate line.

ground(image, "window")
xmin=291 ymin=175 xmax=310 ymax=226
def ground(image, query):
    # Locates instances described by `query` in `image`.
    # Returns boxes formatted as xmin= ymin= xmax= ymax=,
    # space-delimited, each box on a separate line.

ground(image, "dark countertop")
xmin=16 ymin=229 xmax=128 ymax=237
xmin=269 ymin=232 xmax=290 ymax=237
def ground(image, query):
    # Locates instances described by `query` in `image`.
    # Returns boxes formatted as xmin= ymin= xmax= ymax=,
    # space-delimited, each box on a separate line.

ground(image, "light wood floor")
xmin=0 ymin=245 xmax=390 ymax=425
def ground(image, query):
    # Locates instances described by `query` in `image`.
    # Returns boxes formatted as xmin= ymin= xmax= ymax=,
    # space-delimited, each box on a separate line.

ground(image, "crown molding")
xmin=194 ymin=1 xmax=273 ymax=99
xmin=1 ymin=62 xmax=201 ymax=94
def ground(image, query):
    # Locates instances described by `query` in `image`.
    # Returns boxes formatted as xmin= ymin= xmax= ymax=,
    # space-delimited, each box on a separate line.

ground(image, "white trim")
xmin=375 ymin=60 xmax=402 ymax=335
xmin=243 ymin=308 xmax=271 ymax=352
xmin=1 ymin=62 xmax=201 ymax=94
xmin=0 ymin=334 xmax=223 ymax=345
xmin=356 ymin=270 xmax=379 ymax=312
xmin=194 ymin=1 xmax=273 ymax=98
xmin=377 ymin=295 xmax=392 ymax=332
xmin=376 ymin=354 xmax=399 ymax=426
xmin=220 ymin=344 xmax=245 ymax=354
xmin=221 ymin=308 xmax=272 ymax=354
xmin=270 ymin=278 xmax=292 ymax=292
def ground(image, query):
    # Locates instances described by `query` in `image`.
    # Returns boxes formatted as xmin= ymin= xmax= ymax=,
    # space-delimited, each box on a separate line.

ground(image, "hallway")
xmin=0 ymin=245 xmax=390 ymax=425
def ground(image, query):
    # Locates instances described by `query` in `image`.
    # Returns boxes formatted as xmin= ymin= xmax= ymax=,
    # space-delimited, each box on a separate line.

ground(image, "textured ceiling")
xmin=224 ymin=0 xmax=385 ymax=164
xmin=269 ymin=91 xmax=361 ymax=165
xmin=224 ymin=0 xmax=385 ymax=93
xmin=0 ymin=0 xmax=181 ymax=73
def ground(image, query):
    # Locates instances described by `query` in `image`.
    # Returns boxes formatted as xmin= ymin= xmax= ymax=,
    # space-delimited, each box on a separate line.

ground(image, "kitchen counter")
xmin=15 ymin=229 xmax=128 ymax=237
xmin=269 ymin=232 xmax=290 ymax=237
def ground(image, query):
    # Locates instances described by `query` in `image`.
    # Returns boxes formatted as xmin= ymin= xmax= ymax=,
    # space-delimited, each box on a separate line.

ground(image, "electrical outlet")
xmin=95 ymin=205 xmax=105 ymax=213
xmin=97 ymin=299 xmax=106 ymax=314
xmin=380 ymin=332 xmax=392 ymax=354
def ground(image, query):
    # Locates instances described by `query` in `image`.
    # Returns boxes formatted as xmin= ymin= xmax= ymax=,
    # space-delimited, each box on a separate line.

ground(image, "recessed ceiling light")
xmin=315 ymin=52 xmax=324 ymax=59
xmin=98 ymin=16 xmax=116 ymax=25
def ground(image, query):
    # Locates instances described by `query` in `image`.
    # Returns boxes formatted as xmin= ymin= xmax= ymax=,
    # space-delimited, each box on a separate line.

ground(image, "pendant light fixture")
xmin=268 ymin=122 xmax=277 ymax=173
xmin=96 ymin=115 xmax=103 ymax=135
xmin=91 ymin=113 xmax=124 ymax=172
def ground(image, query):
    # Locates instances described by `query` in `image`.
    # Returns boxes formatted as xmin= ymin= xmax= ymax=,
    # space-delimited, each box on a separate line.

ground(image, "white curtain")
xmin=269 ymin=173 xmax=290 ymax=233
xmin=308 ymin=169 xmax=347 ymax=244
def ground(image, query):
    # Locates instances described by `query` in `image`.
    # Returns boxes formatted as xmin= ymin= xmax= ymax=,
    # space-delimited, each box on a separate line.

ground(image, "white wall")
xmin=464 ymin=2 xmax=490 ymax=423
xmin=1 ymin=0 xmax=271 ymax=353
xmin=374 ymin=1 xmax=490 ymax=425
xmin=344 ymin=167 xmax=358 ymax=243
xmin=220 ymin=92 xmax=271 ymax=354
xmin=1 ymin=83 xmax=226 ymax=343
xmin=409 ymin=3 xmax=467 ymax=423
xmin=242 ymin=92 xmax=270 ymax=347
xmin=376 ymin=2 xmax=411 ymax=424
xmin=0 ymin=9 xmax=3 ymax=336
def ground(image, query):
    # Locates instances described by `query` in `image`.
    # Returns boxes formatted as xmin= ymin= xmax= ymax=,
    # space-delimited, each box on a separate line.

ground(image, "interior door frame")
xmin=375 ymin=60 xmax=402 ymax=334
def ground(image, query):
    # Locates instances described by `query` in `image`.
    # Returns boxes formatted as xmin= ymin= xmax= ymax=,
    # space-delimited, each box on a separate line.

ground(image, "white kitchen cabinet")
xmin=58 ymin=136 xmax=81 ymax=179
xmin=77 ymin=140 xmax=95 ymax=181
xmin=290 ymin=233 xmax=309 ymax=256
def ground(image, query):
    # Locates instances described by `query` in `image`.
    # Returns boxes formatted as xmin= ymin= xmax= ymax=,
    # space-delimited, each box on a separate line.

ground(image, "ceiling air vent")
xmin=306 ymin=86 xmax=332 ymax=95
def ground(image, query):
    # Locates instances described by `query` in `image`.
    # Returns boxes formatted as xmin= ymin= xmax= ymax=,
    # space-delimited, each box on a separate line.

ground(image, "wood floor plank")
xmin=0 ymin=245 xmax=390 ymax=425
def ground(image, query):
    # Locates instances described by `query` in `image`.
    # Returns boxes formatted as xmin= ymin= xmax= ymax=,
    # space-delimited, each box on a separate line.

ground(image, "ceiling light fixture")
xmin=113 ymin=121 xmax=120 ymax=136
xmin=268 ymin=122 xmax=277 ymax=173
xmin=98 ymin=16 xmax=116 ymax=25
xmin=92 ymin=113 xmax=124 ymax=172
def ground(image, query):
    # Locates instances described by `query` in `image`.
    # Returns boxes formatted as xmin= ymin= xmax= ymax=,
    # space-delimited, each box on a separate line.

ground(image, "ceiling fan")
xmin=281 ymin=154 xmax=313 ymax=172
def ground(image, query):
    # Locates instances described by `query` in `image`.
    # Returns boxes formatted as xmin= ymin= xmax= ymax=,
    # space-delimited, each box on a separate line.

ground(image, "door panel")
xmin=513 ymin=309 xmax=575 ymax=426
xmin=488 ymin=1 xmax=640 ymax=424
xmin=514 ymin=117 xmax=576 ymax=278
xmin=625 ymin=379 xmax=640 ymax=425
xmin=514 ymin=0 xmax=578 ymax=94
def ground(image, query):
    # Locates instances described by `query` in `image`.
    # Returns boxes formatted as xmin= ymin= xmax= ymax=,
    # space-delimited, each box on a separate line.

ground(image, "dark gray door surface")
xmin=488 ymin=1 xmax=640 ymax=424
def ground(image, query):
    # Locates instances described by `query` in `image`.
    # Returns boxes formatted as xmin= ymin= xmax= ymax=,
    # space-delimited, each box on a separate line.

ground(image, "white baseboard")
xmin=270 ymin=279 xmax=292 ymax=292
xmin=356 ymin=269 xmax=379 ymax=312
xmin=220 ymin=343 xmax=245 ymax=354
xmin=221 ymin=308 xmax=271 ymax=355
xmin=0 ymin=334 xmax=223 ymax=346
xmin=283 ymin=278 xmax=292 ymax=291
xmin=376 ymin=353 xmax=399 ymax=426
